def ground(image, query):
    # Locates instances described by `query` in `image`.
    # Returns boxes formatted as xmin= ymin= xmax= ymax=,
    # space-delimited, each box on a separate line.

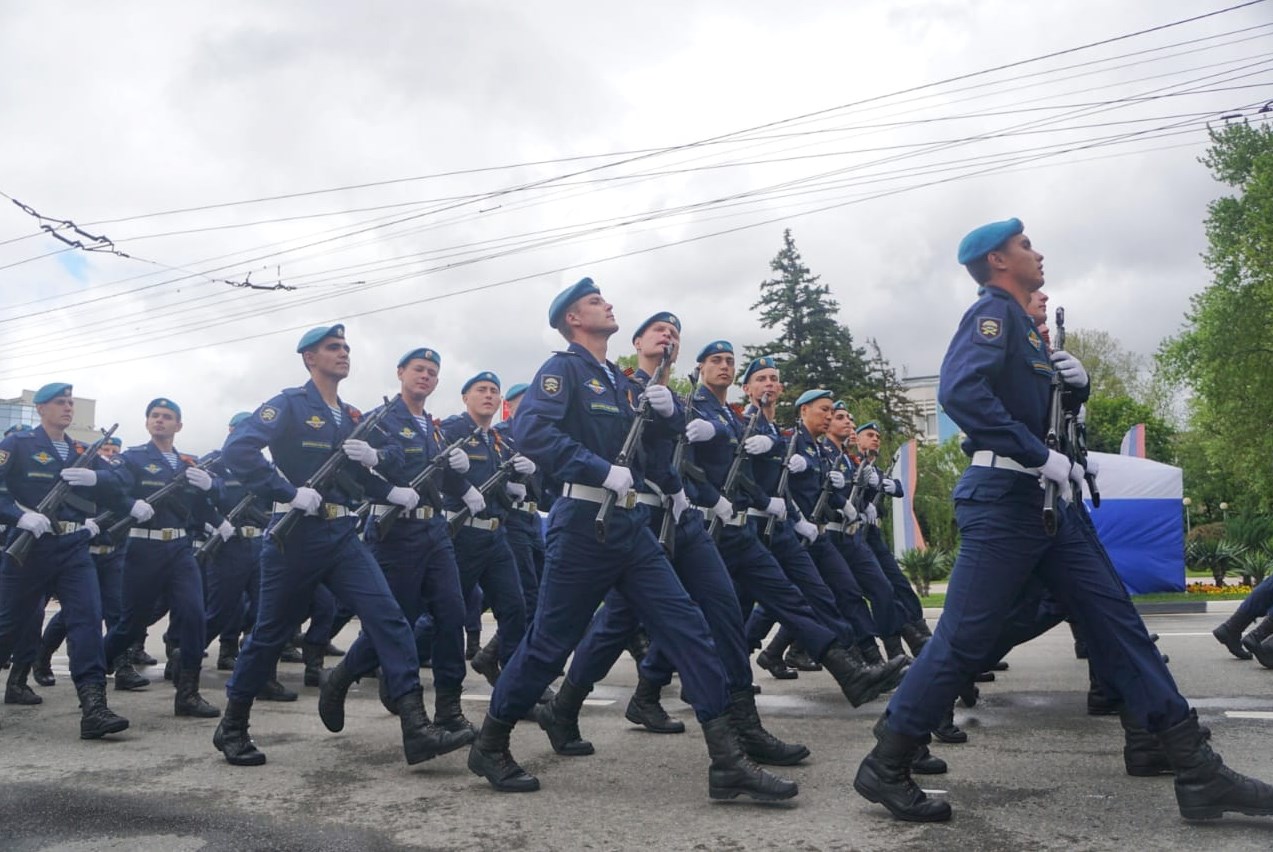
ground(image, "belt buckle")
xmin=620 ymin=492 xmax=637 ymax=510
xmin=323 ymin=503 xmax=340 ymax=520
xmin=490 ymin=518 xmax=501 ymax=532
xmin=161 ymin=529 xmax=174 ymax=542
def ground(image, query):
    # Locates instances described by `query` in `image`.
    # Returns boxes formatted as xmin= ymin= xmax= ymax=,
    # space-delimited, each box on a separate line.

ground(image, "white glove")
xmin=786 ymin=454 xmax=808 ymax=474
xmin=387 ymin=486 xmax=420 ymax=511
xmin=183 ymin=467 xmax=213 ymax=491
xmin=510 ymin=454 xmax=536 ymax=475
xmin=446 ymin=446 xmax=470 ymax=473
xmin=216 ymin=519 xmax=235 ymax=541
xmin=1039 ymin=450 xmax=1081 ymax=495
xmin=603 ymin=465 xmax=634 ymax=500
xmin=864 ymin=504 xmax=879 ymax=524
xmin=642 ymin=384 xmax=674 ymax=417
xmin=670 ymin=489 xmax=690 ymax=523
xmin=765 ymin=497 xmax=787 ymax=522
xmin=289 ymin=487 xmax=322 ymax=516
xmin=841 ymin=503 xmax=859 ymax=523
xmin=17 ymin=512 xmax=52 ymax=538
xmin=342 ymin=439 xmax=379 ymax=469
xmin=685 ymin=419 xmax=715 ymax=443
xmin=794 ymin=518 xmax=818 ymax=544
xmin=882 ymin=479 xmax=898 ymax=496
xmin=129 ymin=500 xmax=156 ymax=522
xmin=1050 ymin=350 xmax=1089 ymax=388
xmin=506 ymin=481 xmax=528 ymax=500
xmin=60 ymin=468 xmax=97 ymax=487
xmin=461 ymin=486 xmax=486 ymax=515
xmin=828 ymin=470 xmax=846 ymax=489
xmin=1084 ymin=455 xmax=1100 ymax=478
xmin=867 ymin=469 xmax=880 ymax=488
xmin=710 ymin=495 xmax=734 ymax=523
xmin=83 ymin=518 xmax=100 ymax=539
xmin=743 ymin=435 xmax=775 ymax=455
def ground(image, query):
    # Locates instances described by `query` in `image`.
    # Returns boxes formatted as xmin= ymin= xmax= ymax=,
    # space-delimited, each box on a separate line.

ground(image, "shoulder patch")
xmin=541 ymin=375 xmax=562 ymax=396
xmin=259 ymin=406 xmax=278 ymax=422
xmin=977 ymin=317 xmax=1002 ymax=339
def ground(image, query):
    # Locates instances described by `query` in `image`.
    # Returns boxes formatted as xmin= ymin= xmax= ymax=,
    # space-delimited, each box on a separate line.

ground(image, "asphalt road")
xmin=3 ymin=610 xmax=1272 ymax=851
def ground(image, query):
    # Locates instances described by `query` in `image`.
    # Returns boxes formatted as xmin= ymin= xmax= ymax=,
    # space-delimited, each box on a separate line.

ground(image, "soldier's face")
xmin=993 ymin=234 xmax=1044 ymax=291
xmin=570 ymin=294 xmax=618 ymax=336
xmin=802 ymin=399 xmax=833 ymax=436
xmin=858 ymin=428 xmax=881 ymax=452
xmin=99 ymin=443 xmax=119 ymax=459
xmin=37 ymin=396 xmax=74 ymax=430
xmin=146 ymin=407 xmax=182 ymax=440
xmin=829 ymin=410 xmax=854 ymax=441
xmin=701 ymin=353 xmax=735 ymax=389
xmin=306 ymin=337 xmax=351 ymax=380
xmin=744 ymin=368 xmax=781 ymax=406
xmin=464 ymin=382 xmax=502 ymax=418
xmin=505 ymin=396 xmax=522 ymax=419
xmin=1027 ymin=288 xmax=1049 ymax=323
xmin=399 ymin=358 xmax=439 ymax=401
xmin=634 ymin=322 xmax=680 ymax=364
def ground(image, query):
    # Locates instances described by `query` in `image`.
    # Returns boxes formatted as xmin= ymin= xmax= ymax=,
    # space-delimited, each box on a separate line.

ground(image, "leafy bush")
xmin=1186 ymin=521 xmax=1227 ymax=544
xmin=899 ymin=547 xmax=948 ymax=597
xmin=1186 ymin=538 xmax=1246 ymax=585
xmin=1235 ymin=543 xmax=1273 ymax=585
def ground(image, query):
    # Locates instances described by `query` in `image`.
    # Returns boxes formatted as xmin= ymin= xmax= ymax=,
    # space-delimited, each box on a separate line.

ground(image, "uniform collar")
xmin=566 ymin=341 xmax=616 ymax=383
xmin=304 ymin=379 xmax=342 ymax=413
xmin=30 ymin=425 xmax=65 ymax=457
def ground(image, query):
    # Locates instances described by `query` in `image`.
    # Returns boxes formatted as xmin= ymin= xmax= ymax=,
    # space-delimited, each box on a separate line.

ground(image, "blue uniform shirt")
xmin=202 ymin=449 xmax=271 ymax=526
xmin=441 ymin=411 xmax=513 ymax=520
xmin=627 ymin=367 xmax=684 ymax=498
xmin=686 ymin=386 xmax=768 ymax=512
xmin=221 ymin=379 xmax=392 ymax=508
xmin=119 ymin=441 xmax=220 ymax=531
xmin=512 ymin=342 xmax=678 ymax=492
xmin=370 ymin=397 xmax=468 ymax=501
xmin=938 ymin=285 xmax=1089 ymax=499
xmin=0 ymin=426 xmax=131 ymax=529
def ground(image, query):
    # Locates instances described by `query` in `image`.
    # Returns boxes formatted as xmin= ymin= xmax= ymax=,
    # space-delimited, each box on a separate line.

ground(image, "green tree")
xmin=1064 ymin=328 xmax=1143 ymax=399
xmin=743 ymin=229 xmax=915 ymax=434
xmin=1159 ymin=123 xmax=1273 ymax=513
xmin=912 ymin=437 xmax=969 ymax=552
xmin=1083 ymin=395 xmax=1175 ymax=461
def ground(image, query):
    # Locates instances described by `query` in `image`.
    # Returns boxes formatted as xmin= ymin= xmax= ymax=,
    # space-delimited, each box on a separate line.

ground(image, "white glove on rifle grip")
xmin=765 ymin=497 xmax=787 ymax=522
xmin=510 ymin=454 xmax=536 ymax=475
xmin=685 ymin=419 xmax=715 ymax=443
xmin=641 ymin=384 xmax=675 ymax=417
xmin=216 ymin=519 xmax=235 ymax=541
xmin=1049 ymin=350 xmax=1089 ymax=388
xmin=446 ymin=446 xmax=470 ymax=473
xmin=828 ymin=470 xmax=845 ymax=489
xmin=342 ymin=439 xmax=379 ymax=469
xmin=882 ymin=479 xmax=898 ymax=496
xmin=83 ymin=518 xmax=100 ymax=539
xmin=185 ymin=467 xmax=214 ymax=491
xmin=129 ymin=500 xmax=156 ymax=522
xmin=867 ymin=469 xmax=880 ymax=488
xmin=670 ymin=489 xmax=690 ymax=523
xmin=17 ymin=512 xmax=52 ymax=538
xmin=864 ymin=504 xmax=878 ymax=524
xmin=60 ymin=468 xmax=97 ymax=487
xmin=787 ymin=455 xmax=808 ymax=474
xmin=603 ymin=465 xmax=634 ymax=500
xmin=743 ymin=435 xmax=774 ymax=455
xmin=710 ymin=496 xmax=734 ymax=523
xmin=506 ymin=482 xmax=528 ymax=501
xmin=387 ymin=486 xmax=420 ymax=511
xmin=794 ymin=518 xmax=818 ymax=544
xmin=461 ymin=486 xmax=486 ymax=515
xmin=1039 ymin=450 xmax=1081 ymax=497
xmin=289 ymin=487 xmax=322 ymax=516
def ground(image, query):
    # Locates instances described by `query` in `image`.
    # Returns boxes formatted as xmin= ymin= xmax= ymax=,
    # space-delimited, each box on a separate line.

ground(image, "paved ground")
xmin=3 ymin=610 xmax=1272 ymax=851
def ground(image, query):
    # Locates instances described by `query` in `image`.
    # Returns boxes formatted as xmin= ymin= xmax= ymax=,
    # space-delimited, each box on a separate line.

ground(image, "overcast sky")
xmin=1 ymin=1 xmax=1269 ymax=451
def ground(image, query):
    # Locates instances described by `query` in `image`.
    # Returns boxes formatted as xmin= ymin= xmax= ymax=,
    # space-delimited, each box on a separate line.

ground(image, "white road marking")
xmin=1153 ymin=632 xmax=1217 ymax=637
xmin=920 ymin=789 xmax=947 ymax=795
xmin=1225 ymin=711 xmax=1273 ymax=720
xmin=459 ymin=694 xmax=614 ymax=707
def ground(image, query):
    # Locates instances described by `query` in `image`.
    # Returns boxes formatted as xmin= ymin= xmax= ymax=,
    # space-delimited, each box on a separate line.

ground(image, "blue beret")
xmin=462 ymin=371 xmax=501 ymax=395
xmin=4 ymin=424 xmax=31 ymax=436
xmin=631 ymin=311 xmax=681 ymax=342
xmin=957 ymin=218 xmax=1023 ymax=265
xmin=794 ymin=388 xmax=833 ymax=408
xmin=146 ymin=398 xmax=182 ymax=420
xmin=33 ymin=383 xmax=73 ymax=404
xmin=548 ymin=277 xmax=600 ymax=328
xmin=504 ymin=382 xmax=530 ymax=402
xmin=398 ymin=347 xmax=441 ymax=369
xmin=832 ymin=400 xmax=848 ymax=411
xmin=105 ymin=436 xmax=123 ymax=447
xmin=296 ymin=323 xmax=345 ymax=353
xmin=857 ymin=420 xmax=881 ymax=433
xmin=695 ymin=340 xmax=733 ymax=363
xmin=228 ymin=411 xmax=252 ymax=428
xmin=739 ymin=355 xmax=778 ymax=385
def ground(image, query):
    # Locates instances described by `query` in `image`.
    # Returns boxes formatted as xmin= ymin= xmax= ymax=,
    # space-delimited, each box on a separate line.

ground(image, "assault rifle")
xmin=448 ymin=457 xmax=518 ymax=538
xmin=103 ymin=455 xmax=219 ymax=544
xmin=707 ymin=392 xmax=771 ymax=541
xmin=195 ymin=491 xmax=268 ymax=564
xmin=1042 ymin=307 xmax=1067 ymax=535
xmin=658 ymin=367 xmax=701 ymax=558
xmin=5 ymin=423 xmax=119 ymax=568
xmin=376 ymin=426 xmax=482 ymax=541
xmin=762 ymin=421 xmax=800 ymax=547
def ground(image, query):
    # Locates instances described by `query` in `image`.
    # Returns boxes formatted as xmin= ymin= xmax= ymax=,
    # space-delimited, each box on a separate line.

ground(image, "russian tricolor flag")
xmin=891 ymin=439 xmax=926 ymax=553
xmin=1120 ymin=423 xmax=1146 ymax=458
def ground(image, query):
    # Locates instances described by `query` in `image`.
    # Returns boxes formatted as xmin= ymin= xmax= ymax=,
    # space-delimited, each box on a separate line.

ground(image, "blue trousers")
xmin=202 ymin=536 xmax=260 ymax=650
xmin=43 ymin=546 xmax=125 ymax=652
xmin=346 ymin=516 xmax=467 ymax=689
xmin=865 ymin=524 xmax=925 ymax=625
xmin=225 ymin=516 xmax=419 ymax=704
xmin=104 ymin=538 xmax=206 ymax=673
xmin=0 ymin=532 xmax=105 ymax=687
xmin=1236 ymin=573 xmax=1273 ymax=622
xmin=886 ymin=495 xmax=1190 ymax=737
xmin=452 ymin=526 xmax=526 ymax=666
xmin=490 ymin=500 xmax=729 ymax=724
xmin=568 ymin=507 xmax=753 ymax=695
xmin=832 ymin=530 xmax=903 ymax=638
xmin=464 ymin=585 xmax=483 ymax=634
xmin=505 ymin=512 xmax=542 ymax=618
xmin=802 ymin=533 xmax=878 ymax=642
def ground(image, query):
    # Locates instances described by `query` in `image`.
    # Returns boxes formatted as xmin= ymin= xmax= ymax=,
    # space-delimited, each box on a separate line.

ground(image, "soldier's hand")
xmin=765 ymin=497 xmax=788 ymax=522
xmin=841 ymin=503 xmax=859 ymax=523
xmin=289 ymin=487 xmax=322 ymax=516
xmin=461 ymin=486 xmax=486 ymax=516
xmin=787 ymin=454 xmax=808 ymax=474
xmin=603 ymin=465 xmax=634 ymax=500
xmin=685 ymin=419 xmax=714 ymax=443
xmin=794 ymin=518 xmax=818 ymax=544
xmin=864 ymin=504 xmax=879 ymax=524
xmin=387 ymin=486 xmax=420 ymax=511
xmin=1084 ymin=455 xmax=1100 ymax=478
xmin=641 ymin=384 xmax=675 ymax=417
xmin=1049 ymin=350 xmax=1089 ymax=388
xmin=710 ymin=496 xmax=734 ymax=523
xmin=446 ymin=446 xmax=470 ymax=474
xmin=83 ymin=518 xmax=100 ymax=539
xmin=670 ymin=489 xmax=690 ymax=522
xmin=17 ymin=512 xmax=52 ymax=538
xmin=506 ymin=482 xmax=527 ymax=501
xmin=216 ymin=519 xmax=235 ymax=541
xmin=828 ymin=470 xmax=846 ymax=489
xmin=342 ymin=439 xmax=380 ymax=469
xmin=60 ymin=468 xmax=97 ymax=487
xmin=743 ymin=435 xmax=775 ymax=455
xmin=129 ymin=500 xmax=156 ymax=523
xmin=882 ymin=479 xmax=898 ymax=496
xmin=510 ymin=454 xmax=536 ymax=475
xmin=185 ymin=467 xmax=213 ymax=491
xmin=867 ymin=469 xmax=880 ymax=488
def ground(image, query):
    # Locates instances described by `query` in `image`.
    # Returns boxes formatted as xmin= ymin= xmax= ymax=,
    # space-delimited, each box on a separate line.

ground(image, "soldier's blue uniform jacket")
xmin=368 ymin=397 xmax=468 ymax=503
xmin=747 ymin=407 xmax=789 ymax=500
xmin=201 ymin=449 xmax=270 ymax=526
xmin=0 ymin=426 xmax=131 ymax=532
xmin=628 ymin=367 xmax=684 ymax=497
xmin=222 ymin=379 xmax=392 ymax=508
xmin=119 ymin=442 xmax=221 ymax=531
xmin=493 ymin=419 xmax=546 ymax=520
xmin=440 ymin=412 xmax=513 ymax=520
xmin=941 ymin=285 xmax=1088 ymax=482
xmin=512 ymin=342 xmax=678 ymax=491
xmin=686 ymin=387 xmax=767 ymax=512
xmin=785 ymin=425 xmax=845 ymax=520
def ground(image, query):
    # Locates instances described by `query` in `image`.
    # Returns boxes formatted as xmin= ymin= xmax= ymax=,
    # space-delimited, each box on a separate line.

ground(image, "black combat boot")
xmin=213 ymin=699 xmax=266 ymax=766
xmin=727 ymin=688 xmax=809 ymax=766
xmin=874 ymin=714 xmax=945 ymax=774
xmin=324 ymin=641 xmax=345 ymax=657
xmin=626 ymin=628 xmax=651 ymax=663
xmin=301 ymin=642 xmax=324 ymax=688
xmin=465 ymin=629 xmax=481 ymax=661
xmin=933 ymin=706 xmax=967 ymax=744
xmin=1159 ymin=709 xmax=1273 ymax=820
xmin=1121 ymin=709 xmax=1171 ymax=777
xmin=33 ymin=640 xmax=56 ymax=687
xmin=783 ymin=646 xmax=823 ymax=672
xmin=882 ymin=635 xmax=909 ymax=662
xmin=756 ymin=648 xmax=797 ymax=680
xmin=5 ymin=664 xmax=43 ymax=705
xmin=958 ymin=680 xmax=980 ymax=708
xmin=129 ymin=641 xmax=157 ymax=667
xmin=470 ymin=636 xmax=501 ymax=687
xmin=854 ymin=720 xmax=952 ymax=822
xmin=1243 ymin=617 xmax=1273 ymax=668
xmin=378 ymin=674 xmax=397 ymax=715
xmin=111 ymin=652 xmax=150 ymax=691
xmin=76 ymin=681 xmax=129 ymax=739
xmin=467 ymin=713 xmax=540 ymax=792
xmin=397 ymin=686 xmax=474 ymax=765
xmin=702 ymin=714 xmax=798 ymax=801
xmin=256 ymin=662 xmax=297 ymax=702
xmin=279 ymin=632 xmax=304 ymax=664
xmin=174 ymin=668 xmax=220 ymax=718
xmin=163 ymin=642 xmax=179 ymax=683
xmin=216 ymin=636 xmax=239 ymax=671
xmin=625 ymin=675 xmax=685 ymax=733
xmin=1087 ymin=669 xmax=1124 ymax=716
xmin=820 ymin=643 xmax=907 ymax=707
xmin=435 ymin=684 xmax=477 ymax=735
xmin=318 ymin=659 xmax=358 ymax=732
xmin=536 ymin=677 xmax=594 ymax=755
xmin=899 ymin=619 xmax=932 ymax=656
xmin=859 ymin=640 xmax=886 ymax=665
